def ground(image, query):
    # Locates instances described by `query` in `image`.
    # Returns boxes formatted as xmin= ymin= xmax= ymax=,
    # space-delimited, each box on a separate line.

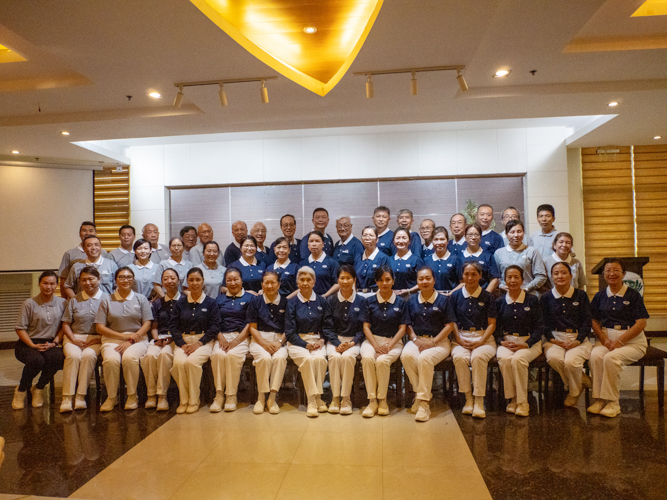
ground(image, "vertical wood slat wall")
xmin=94 ymin=166 xmax=130 ymax=251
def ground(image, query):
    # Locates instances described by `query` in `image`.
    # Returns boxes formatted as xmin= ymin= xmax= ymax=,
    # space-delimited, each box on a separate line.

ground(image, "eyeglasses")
xmin=117 ymin=276 xmax=134 ymax=281
xmin=336 ymin=224 xmax=352 ymax=229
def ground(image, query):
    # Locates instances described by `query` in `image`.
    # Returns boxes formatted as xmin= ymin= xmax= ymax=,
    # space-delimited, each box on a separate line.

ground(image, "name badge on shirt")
xmin=284 ymin=272 xmax=290 ymax=275
xmin=447 ymin=264 xmax=452 ymax=267
xmin=342 ymin=250 xmax=349 ymax=253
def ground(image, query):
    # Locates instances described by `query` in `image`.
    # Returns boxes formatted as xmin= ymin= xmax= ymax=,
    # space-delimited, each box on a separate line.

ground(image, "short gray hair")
xmin=297 ymin=266 xmax=316 ymax=281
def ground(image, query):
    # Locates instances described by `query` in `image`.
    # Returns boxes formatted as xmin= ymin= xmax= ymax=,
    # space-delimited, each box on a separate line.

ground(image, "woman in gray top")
xmin=95 ymin=266 xmax=152 ymax=412
xmin=12 ymin=271 xmax=66 ymax=410
xmin=195 ymin=241 xmax=226 ymax=299
xmin=494 ymin=220 xmax=547 ymax=296
xmin=60 ymin=266 xmax=107 ymax=413
xmin=544 ymin=232 xmax=587 ymax=290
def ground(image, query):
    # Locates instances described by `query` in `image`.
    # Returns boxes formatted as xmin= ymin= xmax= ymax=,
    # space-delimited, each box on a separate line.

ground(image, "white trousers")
xmin=497 ymin=342 xmax=542 ymax=404
xmin=544 ymin=339 xmax=592 ymax=397
xmin=170 ymin=334 xmax=214 ymax=405
xmin=287 ymin=334 xmax=328 ymax=398
xmin=140 ymin=341 xmax=174 ymax=396
xmin=211 ymin=333 xmax=249 ymax=396
xmin=590 ymin=342 xmax=646 ymax=402
xmin=401 ymin=337 xmax=451 ymax=401
xmin=100 ymin=338 xmax=149 ymax=398
xmin=62 ymin=335 xmax=102 ymax=396
xmin=249 ymin=332 xmax=288 ymax=393
xmin=326 ymin=336 xmax=361 ymax=398
xmin=360 ymin=335 xmax=403 ymax=400
xmin=451 ymin=337 xmax=497 ymax=397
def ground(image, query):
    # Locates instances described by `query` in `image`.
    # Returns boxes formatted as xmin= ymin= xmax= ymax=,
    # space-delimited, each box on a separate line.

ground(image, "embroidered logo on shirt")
xmin=433 ymin=307 xmax=439 ymax=311
xmin=354 ymin=307 xmax=360 ymax=311
xmin=202 ymin=308 xmax=208 ymax=312
xmin=478 ymin=302 xmax=485 ymax=306
xmin=317 ymin=306 xmax=322 ymax=310
xmin=623 ymin=301 xmax=630 ymax=305
xmin=406 ymin=264 xmax=411 ymax=268
xmin=322 ymin=265 xmax=328 ymax=268
xmin=240 ymin=302 xmax=246 ymax=306
xmin=573 ymin=302 xmax=579 ymax=306
xmin=447 ymin=264 xmax=452 ymax=267
xmin=524 ymin=307 xmax=530 ymax=311
xmin=394 ymin=307 xmax=400 ymax=311
xmin=372 ymin=264 xmax=377 ymax=267
xmin=279 ymin=309 xmax=285 ymax=313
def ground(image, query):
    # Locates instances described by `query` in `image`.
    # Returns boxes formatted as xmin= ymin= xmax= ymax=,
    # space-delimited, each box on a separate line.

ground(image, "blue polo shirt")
xmin=458 ymin=248 xmax=500 ymax=288
xmin=333 ymin=236 xmax=364 ymax=267
xmin=300 ymin=254 xmax=340 ymax=295
xmin=540 ymin=287 xmax=592 ymax=342
xmin=422 ymin=244 xmax=434 ymax=259
xmin=169 ymin=294 xmax=220 ymax=347
xmin=425 ymin=252 xmax=461 ymax=292
xmin=246 ymin=294 xmax=287 ymax=333
xmin=590 ymin=285 xmax=649 ymax=329
xmin=390 ymin=251 xmax=425 ymax=290
xmin=480 ymin=230 xmax=504 ymax=255
xmin=361 ymin=293 xmax=411 ymax=338
xmin=151 ymin=293 xmax=181 ymax=337
xmin=354 ymin=248 xmax=391 ymax=291
xmin=391 ymin=232 xmax=423 ymax=259
xmin=256 ymin=249 xmax=271 ymax=267
xmin=407 ymin=292 xmax=452 ymax=338
xmin=266 ymin=260 xmax=300 ymax=297
xmin=299 ymin=232 xmax=334 ymax=259
xmin=326 ymin=292 xmax=367 ymax=345
xmin=228 ymin=258 xmax=266 ymax=293
xmin=446 ymin=286 xmax=497 ymax=331
xmin=495 ymin=291 xmax=544 ymax=347
xmin=377 ymin=229 xmax=394 ymax=256
xmin=447 ymin=238 xmax=467 ymax=259
xmin=269 ymin=238 xmax=301 ymax=264
xmin=285 ymin=293 xmax=335 ymax=347
xmin=215 ymin=290 xmax=253 ymax=333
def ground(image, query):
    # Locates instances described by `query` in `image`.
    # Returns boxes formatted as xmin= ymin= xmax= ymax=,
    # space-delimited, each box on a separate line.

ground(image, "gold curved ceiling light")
xmin=632 ymin=0 xmax=667 ymax=17
xmin=0 ymin=43 xmax=27 ymax=64
xmin=190 ymin=0 xmax=384 ymax=96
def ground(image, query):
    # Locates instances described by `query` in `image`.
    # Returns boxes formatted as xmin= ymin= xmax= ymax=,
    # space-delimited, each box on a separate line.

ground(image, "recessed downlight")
xmin=655 ymin=135 xmax=662 ymax=140
xmin=11 ymin=150 xmax=19 ymax=154
xmin=148 ymin=92 xmax=162 ymax=99
xmin=303 ymin=26 xmax=317 ymax=34
xmin=608 ymin=101 xmax=619 ymax=107
xmin=493 ymin=69 xmax=511 ymax=78
xmin=61 ymin=131 xmax=70 ymax=136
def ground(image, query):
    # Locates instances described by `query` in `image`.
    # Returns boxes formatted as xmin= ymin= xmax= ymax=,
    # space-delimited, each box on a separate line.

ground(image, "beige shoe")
xmin=362 ymin=400 xmax=378 ymax=418
xmin=224 ymin=395 xmax=238 ymax=412
xmin=210 ymin=392 xmax=224 ymax=412
xmin=100 ymin=397 xmax=117 ymax=412
xmin=515 ymin=402 xmax=529 ymax=417
xmin=145 ymin=395 xmax=157 ymax=409
xmin=254 ymin=400 xmax=265 ymax=414
xmin=415 ymin=400 xmax=431 ymax=422
xmin=267 ymin=400 xmax=280 ymax=414
xmin=472 ymin=396 xmax=486 ymax=419
xmin=340 ymin=397 xmax=353 ymax=415
xmin=587 ymin=399 xmax=606 ymax=414
xmin=564 ymin=393 xmax=579 ymax=407
xmin=157 ymin=396 xmax=169 ymax=411
xmin=31 ymin=387 xmax=44 ymax=408
xmin=410 ymin=398 xmax=420 ymax=414
xmin=124 ymin=394 xmax=138 ymax=410
xmin=186 ymin=402 xmax=200 ymax=414
xmin=316 ymin=398 xmax=328 ymax=413
xmin=462 ymin=393 xmax=474 ymax=415
xmin=328 ymin=397 xmax=340 ymax=414
xmin=600 ymin=401 xmax=621 ymax=418
xmin=74 ymin=394 xmax=87 ymax=410
xmin=306 ymin=401 xmax=319 ymax=417
xmin=377 ymin=398 xmax=389 ymax=416
xmin=176 ymin=403 xmax=188 ymax=414
xmin=59 ymin=396 xmax=73 ymax=413
xmin=506 ymin=398 xmax=517 ymax=414
xmin=12 ymin=387 xmax=26 ymax=410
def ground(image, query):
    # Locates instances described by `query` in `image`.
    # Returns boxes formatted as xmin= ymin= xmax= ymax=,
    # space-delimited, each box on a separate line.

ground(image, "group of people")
xmin=12 ymin=203 xmax=649 ymax=421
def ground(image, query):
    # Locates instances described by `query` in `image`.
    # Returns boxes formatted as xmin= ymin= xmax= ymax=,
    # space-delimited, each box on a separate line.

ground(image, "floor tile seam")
xmin=273 ymin=419 xmax=311 ymax=499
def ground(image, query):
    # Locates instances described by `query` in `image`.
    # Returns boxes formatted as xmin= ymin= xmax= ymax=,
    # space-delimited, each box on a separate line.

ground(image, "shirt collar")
xmin=309 ymin=252 xmax=326 ymax=263
xmin=337 ymin=290 xmax=357 ymax=303
xmin=424 ymin=242 xmax=434 ymax=250
xmin=85 ymin=255 xmax=103 ymax=265
xmin=377 ymin=228 xmax=390 ymax=237
xmin=452 ymin=238 xmax=466 ymax=246
xmin=462 ymin=286 xmax=483 ymax=298
xmin=418 ymin=291 xmax=437 ymax=304
xmin=114 ymin=290 xmax=135 ymax=301
xmin=226 ymin=288 xmax=245 ymax=298
xmin=274 ymin=258 xmax=291 ymax=269
xmin=135 ymin=260 xmax=154 ymax=269
xmin=339 ymin=234 xmax=354 ymax=246
xmin=463 ymin=247 xmax=482 ymax=258
xmin=506 ymin=243 xmax=528 ymax=253
xmin=376 ymin=292 xmax=396 ymax=304
xmin=432 ymin=250 xmax=451 ymax=261
xmin=297 ymin=291 xmax=317 ymax=303
xmin=482 ymin=229 xmax=493 ymax=235
xmin=263 ymin=293 xmax=281 ymax=305
xmin=82 ymin=289 xmax=104 ymax=300
xmin=164 ymin=291 xmax=181 ymax=302
xmin=77 ymin=245 xmax=84 ymax=252
xmin=394 ymin=250 xmax=413 ymax=261
xmin=552 ymin=286 xmax=575 ymax=299
xmin=167 ymin=258 xmax=180 ymax=266
xmin=117 ymin=247 xmax=131 ymax=254
xmin=363 ymin=247 xmax=379 ymax=260
xmin=551 ymin=252 xmax=572 ymax=264
xmin=505 ymin=290 xmax=526 ymax=304
xmin=239 ymin=257 xmax=258 ymax=267
xmin=538 ymin=228 xmax=557 ymax=237
xmin=606 ymin=284 xmax=628 ymax=298
xmin=188 ymin=292 xmax=207 ymax=304
xmin=233 ymin=240 xmax=241 ymax=249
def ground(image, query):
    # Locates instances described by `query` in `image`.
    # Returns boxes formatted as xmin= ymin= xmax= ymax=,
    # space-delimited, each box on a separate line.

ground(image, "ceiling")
xmin=0 ymin=0 xmax=665 ymax=167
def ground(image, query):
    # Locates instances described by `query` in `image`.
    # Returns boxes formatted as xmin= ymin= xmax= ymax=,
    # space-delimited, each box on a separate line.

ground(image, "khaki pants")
xmin=288 ymin=334 xmax=327 ymax=398
xmin=170 ymin=334 xmax=214 ymax=405
xmin=101 ymin=338 xmax=149 ymax=398
xmin=360 ymin=335 xmax=403 ymax=400
xmin=451 ymin=336 xmax=496 ymax=397
xmin=544 ymin=339 xmax=592 ymax=397
xmin=249 ymin=332 xmax=288 ymax=393
xmin=590 ymin=342 xmax=646 ymax=402
xmin=140 ymin=341 xmax=174 ymax=396
xmin=401 ymin=337 xmax=451 ymax=401
xmin=62 ymin=335 xmax=102 ymax=397
xmin=497 ymin=342 xmax=542 ymax=403
xmin=211 ymin=333 xmax=249 ymax=396
xmin=326 ymin=336 xmax=361 ymax=398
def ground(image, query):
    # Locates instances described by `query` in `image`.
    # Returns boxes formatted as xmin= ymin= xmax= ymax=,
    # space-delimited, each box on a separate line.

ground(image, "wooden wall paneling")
xmin=94 ymin=166 xmax=130 ymax=251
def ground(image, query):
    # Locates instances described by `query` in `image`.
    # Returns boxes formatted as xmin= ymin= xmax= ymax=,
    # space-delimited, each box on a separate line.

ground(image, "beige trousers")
xmin=288 ymin=334 xmax=328 ymax=398
xmin=62 ymin=335 xmax=102 ymax=396
xmin=360 ymin=335 xmax=403 ymax=400
xmin=249 ymin=332 xmax=288 ymax=393
xmin=100 ymin=338 xmax=149 ymax=398
xmin=451 ymin=336 xmax=497 ymax=397
xmin=497 ymin=342 xmax=542 ymax=404
xmin=544 ymin=339 xmax=592 ymax=397
xmin=211 ymin=333 xmax=249 ymax=396
xmin=590 ymin=342 xmax=646 ymax=402
xmin=140 ymin=341 xmax=174 ymax=396
xmin=326 ymin=336 xmax=361 ymax=398
xmin=170 ymin=334 xmax=214 ymax=405
xmin=401 ymin=337 xmax=451 ymax=401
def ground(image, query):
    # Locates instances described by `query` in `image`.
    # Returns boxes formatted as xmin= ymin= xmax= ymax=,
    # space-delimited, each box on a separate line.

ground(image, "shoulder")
xmin=135 ymin=294 xmax=149 ymax=305
xmin=624 ymin=287 xmax=643 ymax=302
xmin=241 ymin=292 xmax=253 ymax=302
xmin=203 ymin=296 xmax=217 ymax=307
xmin=525 ymin=294 xmax=540 ymax=307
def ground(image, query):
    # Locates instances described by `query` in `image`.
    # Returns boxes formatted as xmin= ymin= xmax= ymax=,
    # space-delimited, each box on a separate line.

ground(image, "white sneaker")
xmin=31 ymin=387 xmax=44 ymax=408
xmin=472 ymin=397 xmax=486 ymax=419
xmin=145 ymin=395 xmax=157 ymax=409
xmin=564 ymin=393 xmax=579 ymax=407
xmin=157 ymin=396 xmax=169 ymax=411
xmin=377 ymin=398 xmax=389 ymax=416
xmin=362 ymin=400 xmax=378 ymax=418
xmin=506 ymin=398 xmax=517 ymax=414
xmin=12 ymin=387 xmax=26 ymax=410
xmin=316 ymin=398 xmax=328 ymax=413
xmin=340 ymin=397 xmax=353 ymax=415
xmin=224 ymin=395 xmax=238 ymax=412
xmin=306 ymin=401 xmax=319 ymax=417
xmin=74 ymin=394 xmax=87 ymax=410
xmin=415 ymin=400 xmax=431 ymax=422
xmin=210 ymin=392 xmax=224 ymax=413
xmin=515 ymin=402 xmax=529 ymax=417
xmin=254 ymin=400 xmax=265 ymax=414
xmin=124 ymin=394 xmax=138 ymax=410
xmin=600 ymin=401 xmax=621 ymax=418
xmin=587 ymin=399 xmax=606 ymax=414
xmin=100 ymin=397 xmax=117 ymax=412
xmin=328 ymin=397 xmax=340 ymax=414
xmin=59 ymin=396 xmax=73 ymax=413
xmin=462 ymin=393 xmax=474 ymax=415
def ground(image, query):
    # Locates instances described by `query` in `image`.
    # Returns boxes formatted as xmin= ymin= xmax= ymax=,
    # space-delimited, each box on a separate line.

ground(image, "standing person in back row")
xmin=476 ymin=204 xmax=504 ymax=255
xmin=300 ymin=208 xmax=334 ymax=259
xmin=109 ymin=225 xmax=136 ymax=268
xmin=269 ymin=214 xmax=301 ymax=264
xmin=58 ymin=221 xmax=108 ymax=296
xmin=498 ymin=207 xmax=532 ymax=247
xmin=372 ymin=206 xmax=394 ymax=256
xmin=419 ymin=219 xmax=436 ymax=258
xmin=180 ymin=225 xmax=198 ymax=262
xmin=190 ymin=223 xmax=223 ymax=267
xmin=448 ymin=213 xmax=468 ymax=258
xmin=142 ymin=224 xmax=170 ymax=263
xmin=530 ymin=204 xmax=558 ymax=260
xmin=333 ymin=216 xmax=363 ymax=266
xmin=393 ymin=209 xmax=422 ymax=258
xmin=223 ymin=221 xmax=248 ymax=266
xmin=251 ymin=222 xmax=271 ymax=266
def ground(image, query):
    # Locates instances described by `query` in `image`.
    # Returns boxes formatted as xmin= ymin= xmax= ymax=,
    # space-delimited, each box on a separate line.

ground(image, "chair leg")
xmin=658 ymin=364 xmax=664 ymax=410
xmin=396 ymin=360 xmax=403 ymax=408
xmin=640 ymin=366 xmax=645 ymax=393
xmin=49 ymin=376 xmax=56 ymax=403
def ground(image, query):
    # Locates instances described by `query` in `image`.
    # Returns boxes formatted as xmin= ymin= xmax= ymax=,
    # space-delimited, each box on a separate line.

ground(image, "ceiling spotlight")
xmin=219 ymin=83 xmax=228 ymax=106
xmin=456 ymin=69 xmax=468 ymax=92
xmin=608 ymin=101 xmax=619 ymax=107
xmin=11 ymin=150 xmax=19 ymax=154
xmin=303 ymin=26 xmax=317 ymax=34
xmin=410 ymin=71 xmax=418 ymax=96
xmin=61 ymin=131 xmax=70 ymax=136
xmin=173 ymin=86 xmax=184 ymax=108
xmin=260 ymin=79 xmax=269 ymax=104
xmin=655 ymin=136 xmax=662 ymax=140
xmin=366 ymin=75 xmax=374 ymax=98
xmin=148 ymin=92 xmax=162 ymax=99
xmin=493 ymin=69 xmax=511 ymax=78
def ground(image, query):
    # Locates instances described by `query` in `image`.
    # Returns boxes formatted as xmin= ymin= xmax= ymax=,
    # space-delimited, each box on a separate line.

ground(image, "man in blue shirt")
xmin=300 ymin=207 xmax=334 ymax=259
xmin=333 ymin=216 xmax=363 ymax=266
xmin=372 ymin=206 xmax=393 ymax=256
xmin=476 ymin=204 xmax=503 ymax=255
xmin=223 ymin=220 xmax=248 ymax=266
xmin=269 ymin=214 xmax=301 ymax=263
xmin=395 ymin=209 xmax=422 ymax=258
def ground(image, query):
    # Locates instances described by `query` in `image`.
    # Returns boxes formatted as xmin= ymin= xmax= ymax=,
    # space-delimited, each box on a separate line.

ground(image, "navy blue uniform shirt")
xmin=246 ymin=294 xmax=287 ymax=333
xmin=300 ymin=233 xmax=334 ymax=259
xmin=458 ymin=248 xmax=500 ymax=288
xmin=326 ymin=292 xmax=367 ymax=346
xmin=223 ymin=242 xmax=241 ymax=268
xmin=377 ymin=229 xmax=394 ymax=256
xmin=407 ymin=292 xmax=452 ymax=338
xmin=269 ymin=238 xmax=301 ymax=264
xmin=285 ymin=293 xmax=336 ymax=347
xmin=228 ymin=258 xmax=266 ymax=293
xmin=590 ymin=285 xmax=649 ymax=329
xmin=447 ymin=239 xmax=467 ymax=259
xmin=215 ymin=290 xmax=253 ymax=333
xmin=390 ymin=251 xmax=424 ymax=291
xmin=480 ymin=230 xmax=504 ymax=255
xmin=169 ymin=294 xmax=221 ymax=347
xmin=540 ymin=287 xmax=592 ymax=342
xmin=333 ymin=236 xmax=364 ymax=267
xmin=267 ymin=260 xmax=300 ymax=297
xmin=354 ymin=248 xmax=390 ymax=291
xmin=151 ymin=293 xmax=180 ymax=337
xmin=495 ymin=291 xmax=544 ymax=347
xmin=391 ymin=232 xmax=423 ymax=259
xmin=425 ymin=252 xmax=461 ymax=291
xmin=447 ymin=286 xmax=498 ymax=331
xmin=300 ymin=254 xmax=340 ymax=296
xmin=361 ymin=293 xmax=411 ymax=338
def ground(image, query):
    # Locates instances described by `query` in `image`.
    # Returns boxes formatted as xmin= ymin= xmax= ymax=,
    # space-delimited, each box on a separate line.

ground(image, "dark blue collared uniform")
xmin=354 ymin=250 xmax=391 ymax=291
xmin=447 ymin=240 xmax=467 ymax=259
xmin=223 ymin=243 xmax=242 ymax=268
xmin=285 ymin=294 xmax=336 ymax=347
xmin=377 ymin=230 xmax=394 ymax=256
xmin=300 ymin=256 xmax=340 ymax=295
xmin=480 ymin=230 xmax=504 ymax=255
xmin=590 ymin=286 xmax=649 ymax=330
xmin=391 ymin=232 xmax=423 ymax=259
xmin=390 ymin=253 xmax=425 ymax=291
xmin=495 ymin=293 xmax=544 ymax=347
xmin=269 ymin=238 xmax=301 ymax=264
xmin=152 ymin=296 xmax=179 ymax=337
xmin=458 ymin=249 xmax=500 ymax=288
xmin=169 ymin=296 xmax=221 ymax=347
xmin=407 ymin=293 xmax=452 ymax=337
xmin=426 ymin=253 xmax=461 ymax=292
xmin=246 ymin=295 xmax=287 ymax=333
xmin=333 ymin=236 xmax=364 ymax=267
xmin=215 ymin=291 xmax=253 ymax=333
xmin=422 ymin=245 xmax=434 ymax=258
xmin=228 ymin=259 xmax=266 ymax=293
xmin=361 ymin=294 xmax=411 ymax=338
xmin=256 ymin=250 xmax=271 ymax=267
xmin=300 ymin=233 xmax=334 ymax=259
xmin=447 ymin=288 xmax=498 ymax=331
xmin=266 ymin=261 xmax=300 ymax=297
xmin=540 ymin=288 xmax=592 ymax=342
xmin=327 ymin=294 xmax=367 ymax=346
